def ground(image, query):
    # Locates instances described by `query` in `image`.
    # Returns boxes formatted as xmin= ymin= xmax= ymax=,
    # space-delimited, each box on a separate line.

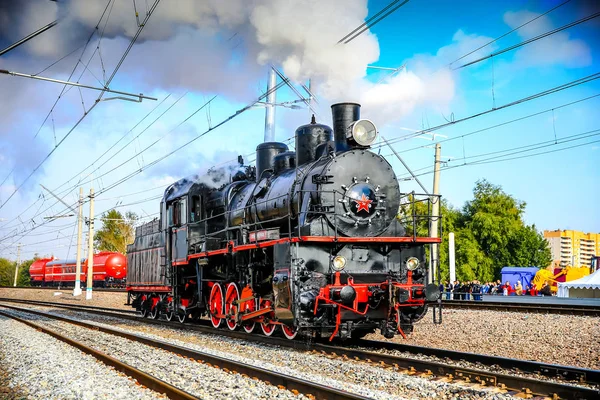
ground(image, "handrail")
xmin=143 ymin=187 xmax=442 ymax=244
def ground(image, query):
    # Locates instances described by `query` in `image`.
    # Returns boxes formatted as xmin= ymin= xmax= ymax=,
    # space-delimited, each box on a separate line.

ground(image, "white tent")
xmin=557 ymin=269 xmax=600 ymax=298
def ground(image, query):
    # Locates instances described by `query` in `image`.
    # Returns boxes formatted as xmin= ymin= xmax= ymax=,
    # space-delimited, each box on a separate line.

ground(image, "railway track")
xmin=0 ymin=285 xmax=126 ymax=293
xmin=0 ymin=303 xmax=368 ymax=400
xmin=1 ymin=298 xmax=598 ymax=399
xmin=442 ymin=299 xmax=600 ymax=316
xmin=0 ymin=308 xmax=196 ymax=400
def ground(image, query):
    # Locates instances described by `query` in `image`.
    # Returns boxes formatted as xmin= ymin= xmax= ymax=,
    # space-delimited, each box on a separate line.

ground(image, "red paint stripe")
xmin=187 ymin=235 xmax=438 ymax=260
xmin=127 ymin=285 xmax=171 ymax=292
xmin=299 ymin=236 xmax=442 ymax=243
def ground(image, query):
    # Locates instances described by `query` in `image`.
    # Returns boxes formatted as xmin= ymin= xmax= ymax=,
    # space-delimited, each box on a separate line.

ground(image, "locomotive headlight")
xmin=406 ymin=257 xmax=420 ymax=271
xmin=349 ymin=119 xmax=378 ymax=146
xmin=332 ymin=256 xmax=347 ymax=271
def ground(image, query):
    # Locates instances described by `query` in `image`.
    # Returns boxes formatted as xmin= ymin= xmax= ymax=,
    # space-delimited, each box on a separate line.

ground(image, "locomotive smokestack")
xmin=331 ymin=102 xmax=360 ymax=151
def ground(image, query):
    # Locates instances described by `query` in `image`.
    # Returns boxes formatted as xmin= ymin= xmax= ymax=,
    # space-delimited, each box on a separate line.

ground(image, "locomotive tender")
xmin=127 ymin=102 xmax=441 ymax=340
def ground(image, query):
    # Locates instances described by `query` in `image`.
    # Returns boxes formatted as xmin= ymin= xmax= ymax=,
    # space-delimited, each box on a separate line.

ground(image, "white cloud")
xmin=503 ymin=10 xmax=592 ymax=68
xmin=356 ymin=29 xmax=497 ymax=125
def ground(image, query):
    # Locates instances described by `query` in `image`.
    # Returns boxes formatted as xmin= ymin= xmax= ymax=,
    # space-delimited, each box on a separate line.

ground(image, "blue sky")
xmin=0 ymin=0 xmax=598 ymax=260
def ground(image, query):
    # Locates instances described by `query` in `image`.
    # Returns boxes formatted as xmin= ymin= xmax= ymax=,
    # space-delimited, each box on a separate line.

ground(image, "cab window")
xmin=179 ymin=198 xmax=187 ymax=225
xmin=168 ymin=198 xmax=187 ymax=227
xmin=191 ymin=195 xmax=203 ymax=222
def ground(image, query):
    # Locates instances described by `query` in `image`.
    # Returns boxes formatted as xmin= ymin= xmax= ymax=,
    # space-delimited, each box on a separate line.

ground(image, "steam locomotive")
xmin=127 ymin=102 xmax=441 ymax=340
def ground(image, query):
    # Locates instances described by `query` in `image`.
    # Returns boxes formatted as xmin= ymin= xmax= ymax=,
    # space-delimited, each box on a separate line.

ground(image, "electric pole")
xmin=429 ymin=143 xmax=441 ymax=284
xmin=85 ymin=188 xmax=95 ymax=300
xmin=449 ymin=232 xmax=456 ymax=284
xmin=73 ymin=188 xmax=84 ymax=296
xmin=13 ymin=243 xmax=21 ymax=287
xmin=264 ymin=68 xmax=277 ymax=142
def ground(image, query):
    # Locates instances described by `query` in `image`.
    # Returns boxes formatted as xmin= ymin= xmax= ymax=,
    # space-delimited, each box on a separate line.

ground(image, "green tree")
xmin=0 ymin=257 xmax=35 ymax=286
xmin=508 ymin=224 xmax=553 ymax=268
xmin=413 ymin=179 xmax=552 ymax=282
xmin=94 ymin=209 xmax=138 ymax=254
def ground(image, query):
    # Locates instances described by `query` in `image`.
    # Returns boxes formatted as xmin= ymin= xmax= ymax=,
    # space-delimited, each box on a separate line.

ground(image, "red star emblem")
xmin=354 ymin=193 xmax=373 ymax=213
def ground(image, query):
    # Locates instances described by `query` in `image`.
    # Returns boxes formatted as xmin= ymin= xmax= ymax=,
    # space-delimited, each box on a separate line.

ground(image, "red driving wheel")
xmin=259 ymin=297 xmax=277 ymax=336
xmin=225 ymin=283 xmax=240 ymax=331
xmin=209 ymin=283 xmax=224 ymax=328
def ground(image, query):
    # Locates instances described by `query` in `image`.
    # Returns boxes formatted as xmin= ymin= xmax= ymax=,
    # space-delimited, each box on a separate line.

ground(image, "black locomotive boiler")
xmin=127 ymin=102 xmax=442 ymax=340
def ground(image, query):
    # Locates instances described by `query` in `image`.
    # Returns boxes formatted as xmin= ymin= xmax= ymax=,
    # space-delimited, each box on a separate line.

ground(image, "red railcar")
xmin=29 ymin=257 xmax=55 ymax=286
xmin=41 ymin=252 xmax=127 ymax=287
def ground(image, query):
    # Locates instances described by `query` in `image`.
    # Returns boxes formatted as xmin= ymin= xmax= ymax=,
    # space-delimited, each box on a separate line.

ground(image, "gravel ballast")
xmin=5 ymin=304 xmax=521 ymax=400
xmin=0 ymin=314 xmax=164 ymax=400
xmin=1 ymin=307 xmax=306 ymax=400
xmin=367 ymin=308 xmax=600 ymax=370
xmin=5 ymin=287 xmax=597 ymax=369
xmin=0 ymin=287 xmax=130 ymax=310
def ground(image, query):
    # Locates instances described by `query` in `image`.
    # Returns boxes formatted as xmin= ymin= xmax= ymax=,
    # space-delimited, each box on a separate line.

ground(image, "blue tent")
xmin=501 ymin=267 xmax=540 ymax=288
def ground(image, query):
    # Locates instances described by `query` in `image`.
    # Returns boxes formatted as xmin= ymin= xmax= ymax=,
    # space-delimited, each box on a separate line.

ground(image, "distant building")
xmin=544 ymin=230 xmax=600 ymax=268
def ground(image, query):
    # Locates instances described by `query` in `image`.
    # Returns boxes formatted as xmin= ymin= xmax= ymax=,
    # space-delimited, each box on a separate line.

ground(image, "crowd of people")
xmin=442 ymin=280 xmax=553 ymax=300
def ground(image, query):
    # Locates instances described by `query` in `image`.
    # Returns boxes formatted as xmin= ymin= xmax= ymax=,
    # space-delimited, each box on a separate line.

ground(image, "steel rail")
xmin=0 ymin=309 xmax=197 ymax=400
xmin=0 ymin=297 xmax=135 ymax=314
xmin=442 ymin=299 xmax=600 ymax=316
xmin=0 ymin=286 xmax=126 ymax=293
xmin=0 ymin=303 xmax=368 ymax=400
xmin=2 ymin=298 xmax=599 ymax=399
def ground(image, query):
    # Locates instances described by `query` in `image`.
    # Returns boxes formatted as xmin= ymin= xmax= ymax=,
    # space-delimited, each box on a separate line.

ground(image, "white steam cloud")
xmin=0 ymin=0 xmax=462 ymax=191
xmin=1 ymin=0 xmax=455 ymax=123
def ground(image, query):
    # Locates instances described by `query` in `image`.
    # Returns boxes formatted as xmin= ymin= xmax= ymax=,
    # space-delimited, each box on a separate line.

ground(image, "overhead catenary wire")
xmin=396 ymin=128 xmax=600 ymax=181
xmin=4 ymin=0 xmax=592 ymax=253
xmin=404 ymin=138 xmax=600 ymax=180
xmin=87 ymin=80 xmax=293 ymax=199
xmin=1 ymin=93 xmax=179 ymax=231
xmin=51 ymin=79 xmax=287 ymax=202
xmin=380 ymin=93 xmax=600 ymax=157
xmin=11 ymin=70 xmax=593 ymax=238
xmin=448 ymin=0 xmax=572 ymax=66
xmin=0 ymin=0 xmax=161 ymax=212
xmin=339 ymin=0 xmax=410 ymax=44
xmin=0 ymin=1 xmax=113 ymax=222
xmin=338 ymin=0 xmax=406 ymax=43
xmin=62 ymin=95 xmax=217 ymax=192
xmin=454 ymin=10 xmax=600 ymax=70
xmin=51 ymin=93 xmax=179 ymax=195
xmin=0 ymin=194 xmax=161 ymax=254
xmin=10 ymin=51 xmax=276 ymax=232
xmin=379 ymin=72 xmax=600 ymax=148
xmin=32 ymin=1 xmax=113 ymax=140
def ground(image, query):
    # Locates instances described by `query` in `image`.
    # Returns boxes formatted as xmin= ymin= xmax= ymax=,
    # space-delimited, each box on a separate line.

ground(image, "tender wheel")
xmin=281 ymin=324 xmax=298 ymax=340
xmin=162 ymin=295 xmax=174 ymax=321
xmin=225 ymin=283 xmax=240 ymax=331
xmin=241 ymin=298 xmax=257 ymax=334
xmin=259 ymin=297 xmax=276 ymax=336
xmin=209 ymin=283 xmax=224 ymax=328
xmin=149 ymin=304 xmax=159 ymax=319
xmin=138 ymin=295 xmax=148 ymax=318
xmin=177 ymin=311 xmax=187 ymax=323
xmin=148 ymin=296 xmax=160 ymax=319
